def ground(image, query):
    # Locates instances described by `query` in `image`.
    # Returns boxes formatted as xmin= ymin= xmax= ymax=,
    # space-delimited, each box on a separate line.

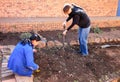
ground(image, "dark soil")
xmin=33 ymin=43 xmax=120 ymax=82
xmin=0 ymin=27 xmax=120 ymax=45
xmin=0 ymin=27 xmax=120 ymax=82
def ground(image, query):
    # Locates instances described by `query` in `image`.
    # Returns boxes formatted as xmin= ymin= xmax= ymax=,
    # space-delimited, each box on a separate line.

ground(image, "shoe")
xmin=76 ymin=51 xmax=81 ymax=54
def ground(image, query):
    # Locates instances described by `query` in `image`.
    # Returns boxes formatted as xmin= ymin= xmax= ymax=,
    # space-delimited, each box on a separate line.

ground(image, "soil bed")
xmin=0 ymin=27 xmax=120 ymax=82
xmin=33 ymin=42 xmax=120 ymax=82
xmin=0 ymin=27 xmax=120 ymax=45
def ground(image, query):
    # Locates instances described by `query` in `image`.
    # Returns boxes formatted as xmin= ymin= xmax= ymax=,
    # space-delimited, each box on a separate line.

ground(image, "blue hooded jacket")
xmin=7 ymin=42 xmax=39 ymax=76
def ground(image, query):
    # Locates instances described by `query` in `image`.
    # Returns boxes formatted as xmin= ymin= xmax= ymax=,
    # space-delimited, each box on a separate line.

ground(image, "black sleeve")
xmin=67 ymin=22 xmax=75 ymax=31
xmin=66 ymin=15 xmax=73 ymax=22
xmin=67 ymin=15 xmax=80 ymax=31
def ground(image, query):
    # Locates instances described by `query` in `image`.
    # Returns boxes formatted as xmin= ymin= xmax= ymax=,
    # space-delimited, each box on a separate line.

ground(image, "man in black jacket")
xmin=62 ymin=3 xmax=91 ymax=56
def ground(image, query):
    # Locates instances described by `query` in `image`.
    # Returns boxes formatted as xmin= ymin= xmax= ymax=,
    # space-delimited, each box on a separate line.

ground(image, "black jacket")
xmin=66 ymin=5 xmax=91 ymax=31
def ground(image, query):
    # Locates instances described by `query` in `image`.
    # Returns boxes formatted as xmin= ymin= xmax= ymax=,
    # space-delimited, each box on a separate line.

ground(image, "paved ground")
xmin=2 ymin=75 xmax=15 ymax=82
xmin=2 ymin=78 xmax=15 ymax=82
xmin=0 ymin=16 xmax=120 ymax=33
xmin=0 ymin=16 xmax=120 ymax=23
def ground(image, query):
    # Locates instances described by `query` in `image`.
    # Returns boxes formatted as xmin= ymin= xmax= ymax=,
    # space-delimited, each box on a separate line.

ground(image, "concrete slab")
xmin=2 ymin=78 xmax=15 ymax=82
xmin=0 ymin=17 xmax=120 ymax=33
xmin=2 ymin=75 xmax=15 ymax=82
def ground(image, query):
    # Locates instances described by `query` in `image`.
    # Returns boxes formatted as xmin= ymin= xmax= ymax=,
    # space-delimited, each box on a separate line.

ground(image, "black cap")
xmin=30 ymin=33 xmax=41 ymax=41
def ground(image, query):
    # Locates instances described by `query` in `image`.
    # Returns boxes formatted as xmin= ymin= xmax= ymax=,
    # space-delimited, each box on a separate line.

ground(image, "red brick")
xmin=100 ymin=38 xmax=106 ymax=43
xmin=37 ymin=41 xmax=46 ymax=48
xmin=0 ymin=0 xmax=118 ymax=17
xmin=95 ymin=38 xmax=101 ymax=43
xmin=69 ymin=40 xmax=78 ymax=46
xmin=47 ymin=41 xmax=55 ymax=48
xmin=54 ymin=40 xmax=63 ymax=47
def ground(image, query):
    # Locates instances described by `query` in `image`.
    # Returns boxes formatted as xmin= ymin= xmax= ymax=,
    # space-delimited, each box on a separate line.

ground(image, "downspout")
xmin=117 ymin=0 xmax=120 ymax=16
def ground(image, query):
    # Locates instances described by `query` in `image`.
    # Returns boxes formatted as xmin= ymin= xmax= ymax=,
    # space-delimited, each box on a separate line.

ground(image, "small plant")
xmin=20 ymin=32 xmax=32 ymax=40
xmin=92 ymin=26 xmax=102 ymax=34
xmin=74 ymin=80 xmax=79 ymax=82
xmin=110 ymin=27 xmax=116 ymax=31
xmin=57 ymin=33 xmax=62 ymax=39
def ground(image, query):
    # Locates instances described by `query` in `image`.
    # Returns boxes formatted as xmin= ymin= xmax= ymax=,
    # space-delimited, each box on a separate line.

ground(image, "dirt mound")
xmin=34 ymin=43 xmax=120 ymax=82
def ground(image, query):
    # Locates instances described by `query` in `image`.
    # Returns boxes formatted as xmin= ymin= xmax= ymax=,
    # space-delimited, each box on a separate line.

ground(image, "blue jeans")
xmin=78 ymin=26 xmax=90 ymax=55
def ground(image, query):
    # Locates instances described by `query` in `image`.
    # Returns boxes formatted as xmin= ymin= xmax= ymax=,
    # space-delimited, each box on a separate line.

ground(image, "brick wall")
xmin=0 ymin=0 xmax=118 ymax=17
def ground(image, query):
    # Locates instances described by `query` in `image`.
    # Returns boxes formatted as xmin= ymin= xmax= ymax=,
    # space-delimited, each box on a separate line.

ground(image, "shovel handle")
xmin=63 ymin=25 xmax=66 ymax=30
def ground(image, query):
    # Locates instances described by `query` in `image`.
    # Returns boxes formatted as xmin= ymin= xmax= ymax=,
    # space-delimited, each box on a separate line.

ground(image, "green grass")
xmin=92 ymin=26 xmax=102 ymax=34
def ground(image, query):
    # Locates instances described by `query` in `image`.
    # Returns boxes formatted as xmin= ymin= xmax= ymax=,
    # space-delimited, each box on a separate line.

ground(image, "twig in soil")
xmin=62 ymin=35 xmax=66 ymax=51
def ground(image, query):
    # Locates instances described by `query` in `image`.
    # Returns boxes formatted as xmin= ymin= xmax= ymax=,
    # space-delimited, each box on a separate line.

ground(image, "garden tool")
xmin=62 ymin=25 xmax=66 ymax=51
xmin=101 ymin=44 xmax=120 ymax=48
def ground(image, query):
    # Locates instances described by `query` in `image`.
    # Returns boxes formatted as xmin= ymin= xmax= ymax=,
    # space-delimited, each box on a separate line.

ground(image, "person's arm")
xmin=24 ymin=45 xmax=39 ymax=70
xmin=67 ymin=15 xmax=80 ymax=31
xmin=67 ymin=22 xmax=75 ymax=31
xmin=63 ymin=15 xmax=72 ymax=27
xmin=63 ymin=14 xmax=73 ymax=29
xmin=63 ymin=21 xmax=75 ymax=35
xmin=66 ymin=15 xmax=73 ymax=22
xmin=63 ymin=14 xmax=80 ymax=35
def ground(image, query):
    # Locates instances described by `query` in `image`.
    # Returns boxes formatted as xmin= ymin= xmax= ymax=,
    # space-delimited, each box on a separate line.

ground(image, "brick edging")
xmin=0 ymin=37 xmax=120 ymax=49
xmin=38 ymin=37 xmax=120 ymax=48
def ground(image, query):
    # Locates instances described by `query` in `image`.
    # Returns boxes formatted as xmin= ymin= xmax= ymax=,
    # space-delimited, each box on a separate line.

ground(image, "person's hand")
xmin=62 ymin=21 xmax=66 ymax=27
xmin=63 ymin=30 xmax=68 ymax=36
xmin=35 ymin=65 xmax=40 ymax=73
xmin=33 ymin=49 xmax=37 ymax=53
xmin=35 ymin=69 xmax=41 ymax=73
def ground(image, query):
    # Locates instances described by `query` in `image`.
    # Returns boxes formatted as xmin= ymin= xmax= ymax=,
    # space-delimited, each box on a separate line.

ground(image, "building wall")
xmin=0 ymin=0 xmax=118 ymax=17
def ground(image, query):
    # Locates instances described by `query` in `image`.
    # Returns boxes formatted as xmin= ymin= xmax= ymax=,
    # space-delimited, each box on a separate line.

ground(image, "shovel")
xmin=62 ymin=25 xmax=66 ymax=51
